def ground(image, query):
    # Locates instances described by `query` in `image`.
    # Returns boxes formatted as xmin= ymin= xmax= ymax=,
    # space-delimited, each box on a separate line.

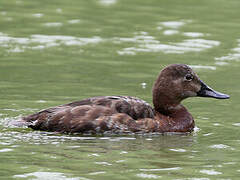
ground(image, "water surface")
xmin=0 ymin=0 xmax=240 ymax=179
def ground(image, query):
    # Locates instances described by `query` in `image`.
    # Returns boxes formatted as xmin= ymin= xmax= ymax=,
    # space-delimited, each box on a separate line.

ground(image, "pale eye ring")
xmin=185 ymin=74 xmax=193 ymax=81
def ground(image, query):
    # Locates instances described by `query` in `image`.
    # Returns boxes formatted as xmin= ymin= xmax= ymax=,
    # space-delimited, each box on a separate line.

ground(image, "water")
xmin=0 ymin=0 xmax=240 ymax=179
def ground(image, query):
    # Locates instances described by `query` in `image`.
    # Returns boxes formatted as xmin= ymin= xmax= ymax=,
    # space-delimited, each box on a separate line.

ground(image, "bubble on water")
xmin=193 ymin=126 xmax=201 ymax=133
xmin=141 ymin=82 xmax=147 ymax=89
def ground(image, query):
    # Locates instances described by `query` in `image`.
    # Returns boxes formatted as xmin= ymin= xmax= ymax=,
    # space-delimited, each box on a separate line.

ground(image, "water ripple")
xmin=215 ymin=39 xmax=240 ymax=62
xmin=0 ymin=33 xmax=103 ymax=52
xmin=209 ymin=144 xmax=234 ymax=150
xmin=32 ymin=13 xmax=44 ymax=18
xmin=88 ymin=171 xmax=106 ymax=175
xmin=183 ymin=32 xmax=205 ymax=38
xmin=67 ymin=19 xmax=81 ymax=24
xmin=140 ymin=167 xmax=182 ymax=171
xmin=199 ymin=169 xmax=222 ymax=175
xmin=0 ymin=148 xmax=13 ymax=152
xmin=169 ymin=148 xmax=187 ymax=152
xmin=189 ymin=65 xmax=216 ymax=70
xmin=95 ymin=161 xmax=112 ymax=166
xmin=0 ymin=11 xmax=7 ymax=16
xmin=159 ymin=21 xmax=186 ymax=29
xmin=99 ymin=0 xmax=117 ymax=6
xmin=13 ymin=172 xmax=84 ymax=180
xmin=163 ymin=30 xmax=179 ymax=36
xmin=136 ymin=173 xmax=161 ymax=179
xmin=116 ymin=33 xmax=219 ymax=55
xmin=43 ymin=22 xmax=63 ymax=27
xmin=233 ymin=123 xmax=240 ymax=127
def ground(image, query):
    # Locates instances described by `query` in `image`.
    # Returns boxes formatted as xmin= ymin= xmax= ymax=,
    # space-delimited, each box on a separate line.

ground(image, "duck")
xmin=16 ymin=64 xmax=229 ymax=134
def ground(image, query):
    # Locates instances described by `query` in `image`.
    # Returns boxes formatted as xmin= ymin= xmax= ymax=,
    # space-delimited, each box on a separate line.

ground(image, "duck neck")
xmin=153 ymin=89 xmax=182 ymax=116
xmin=152 ymin=90 xmax=194 ymax=132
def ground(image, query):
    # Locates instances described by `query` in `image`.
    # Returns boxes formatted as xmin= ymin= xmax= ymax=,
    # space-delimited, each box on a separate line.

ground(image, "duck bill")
xmin=197 ymin=80 xmax=230 ymax=99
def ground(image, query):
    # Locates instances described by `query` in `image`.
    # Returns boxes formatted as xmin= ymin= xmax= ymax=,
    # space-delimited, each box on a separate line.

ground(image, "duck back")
xmin=22 ymin=96 xmax=155 ymax=133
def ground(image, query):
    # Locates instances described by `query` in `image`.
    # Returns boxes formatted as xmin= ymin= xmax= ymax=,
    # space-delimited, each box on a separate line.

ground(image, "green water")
xmin=0 ymin=0 xmax=240 ymax=179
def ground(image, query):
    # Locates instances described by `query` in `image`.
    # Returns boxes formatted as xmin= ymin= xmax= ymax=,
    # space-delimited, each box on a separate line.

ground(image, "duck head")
xmin=153 ymin=64 xmax=229 ymax=113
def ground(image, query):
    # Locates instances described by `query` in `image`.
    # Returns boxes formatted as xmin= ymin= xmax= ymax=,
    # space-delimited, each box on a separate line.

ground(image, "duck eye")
xmin=185 ymin=74 xmax=193 ymax=81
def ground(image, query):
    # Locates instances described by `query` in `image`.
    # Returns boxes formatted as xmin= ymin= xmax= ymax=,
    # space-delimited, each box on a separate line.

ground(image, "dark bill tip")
xmin=197 ymin=81 xmax=230 ymax=99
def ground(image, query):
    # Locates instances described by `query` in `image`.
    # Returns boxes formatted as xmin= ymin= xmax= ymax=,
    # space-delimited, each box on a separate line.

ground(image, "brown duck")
xmin=17 ymin=64 xmax=229 ymax=134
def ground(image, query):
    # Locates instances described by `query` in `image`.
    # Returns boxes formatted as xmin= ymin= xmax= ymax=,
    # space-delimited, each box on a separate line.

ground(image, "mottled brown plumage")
xmin=18 ymin=64 xmax=229 ymax=134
